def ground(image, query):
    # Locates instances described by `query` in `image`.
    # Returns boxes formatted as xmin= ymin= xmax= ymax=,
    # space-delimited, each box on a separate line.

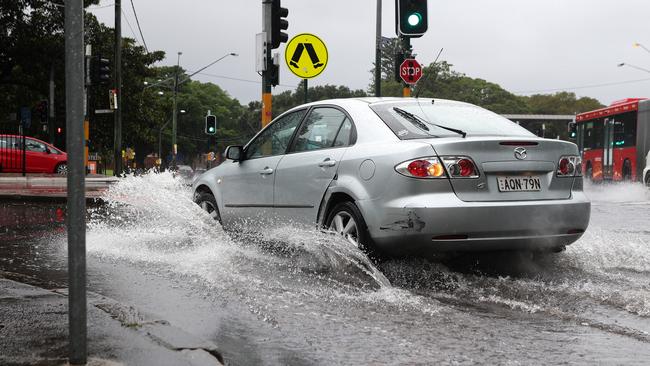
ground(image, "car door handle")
xmin=318 ymin=159 xmax=337 ymax=167
xmin=259 ymin=167 xmax=274 ymax=175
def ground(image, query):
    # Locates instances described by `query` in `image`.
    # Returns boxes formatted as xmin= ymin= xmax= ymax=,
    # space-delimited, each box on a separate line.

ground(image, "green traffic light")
xmin=209 ymin=127 xmax=215 ymax=133
xmin=407 ymin=12 xmax=422 ymax=27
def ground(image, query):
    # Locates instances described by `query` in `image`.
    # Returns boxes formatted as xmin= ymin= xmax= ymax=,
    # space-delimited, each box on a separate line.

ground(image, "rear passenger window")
xmin=292 ymin=108 xmax=351 ymax=153
xmin=333 ymin=118 xmax=353 ymax=147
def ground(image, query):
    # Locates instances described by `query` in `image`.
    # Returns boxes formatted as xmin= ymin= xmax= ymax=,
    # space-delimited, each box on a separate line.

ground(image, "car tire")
xmin=622 ymin=159 xmax=632 ymax=181
xmin=585 ymin=163 xmax=593 ymax=181
xmin=645 ymin=171 xmax=650 ymax=188
xmin=195 ymin=191 xmax=221 ymax=223
xmin=55 ymin=163 xmax=67 ymax=175
xmin=325 ymin=201 xmax=381 ymax=259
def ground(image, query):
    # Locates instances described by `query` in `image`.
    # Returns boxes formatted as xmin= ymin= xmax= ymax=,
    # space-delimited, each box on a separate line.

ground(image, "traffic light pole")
xmin=262 ymin=0 xmax=273 ymax=128
xmin=113 ymin=0 xmax=122 ymax=176
xmin=401 ymin=36 xmax=411 ymax=97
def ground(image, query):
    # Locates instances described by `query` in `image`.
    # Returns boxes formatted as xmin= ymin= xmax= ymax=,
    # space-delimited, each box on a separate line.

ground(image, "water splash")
xmin=85 ymin=171 xmax=397 ymax=314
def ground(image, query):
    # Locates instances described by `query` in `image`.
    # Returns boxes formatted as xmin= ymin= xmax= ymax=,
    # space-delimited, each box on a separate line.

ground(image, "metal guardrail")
xmin=0 ymin=125 xmax=27 ymax=176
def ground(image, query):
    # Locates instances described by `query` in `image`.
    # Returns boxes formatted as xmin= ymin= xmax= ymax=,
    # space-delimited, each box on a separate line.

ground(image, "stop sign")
xmin=400 ymin=58 xmax=423 ymax=85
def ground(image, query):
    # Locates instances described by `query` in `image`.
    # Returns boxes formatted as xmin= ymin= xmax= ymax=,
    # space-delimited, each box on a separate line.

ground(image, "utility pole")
xmin=375 ymin=0 xmax=382 ymax=97
xmin=113 ymin=0 xmax=122 ymax=176
xmin=171 ymin=52 xmax=181 ymax=168
xmin=64 ymin=0 xmax=87 ymax=363
xmin=49 ymin=64 xmax=56 ymax=144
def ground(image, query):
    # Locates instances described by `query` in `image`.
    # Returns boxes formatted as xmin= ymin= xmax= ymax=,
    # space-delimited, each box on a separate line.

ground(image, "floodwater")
xmin=1 ymin=173 xmax=650 ymax=365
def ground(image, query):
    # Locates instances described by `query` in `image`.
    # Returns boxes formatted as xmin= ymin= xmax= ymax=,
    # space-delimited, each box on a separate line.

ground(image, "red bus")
xmin=574 ymin=98 xmax=650 ymax=182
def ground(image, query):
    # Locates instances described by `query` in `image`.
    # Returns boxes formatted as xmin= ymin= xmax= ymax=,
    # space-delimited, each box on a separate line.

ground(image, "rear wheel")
xmin=55 ymin=163 xmax=67 ymax=175
xmin=325 ymin=201 xmax=379 ymax=258
xmin=622 ymin=159 xmax=632 ymax=181
xmin=195 ymin=191 xmax=221 ymax=223
xmin=585 ymin=163 xmax=593 ymax=181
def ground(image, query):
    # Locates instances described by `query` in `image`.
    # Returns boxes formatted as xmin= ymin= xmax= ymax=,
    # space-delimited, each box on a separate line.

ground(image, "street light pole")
xmin=634 ymin=42 xmax=650 ymax=55
xmin=171 ymin=52 xmax=181 ymax=168
xmin=617 ymin=62 xmax=650 ymax=74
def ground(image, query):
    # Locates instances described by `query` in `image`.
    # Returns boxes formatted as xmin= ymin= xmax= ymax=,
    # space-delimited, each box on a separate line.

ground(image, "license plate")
xmin=497 ymin=176 xmax=541 ymax=192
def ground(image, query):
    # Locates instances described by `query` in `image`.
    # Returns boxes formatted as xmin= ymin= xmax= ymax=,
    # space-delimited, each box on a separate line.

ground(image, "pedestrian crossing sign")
xmin=285 ymin=33 xmax=328 ymax=79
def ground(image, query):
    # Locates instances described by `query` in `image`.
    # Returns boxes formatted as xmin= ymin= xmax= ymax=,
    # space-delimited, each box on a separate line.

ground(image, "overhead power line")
xmin=197 ymin=72 xmax=296 ymax=89
xmin=121 ymin=8 xmax=143 ymax=48
xmin=514 ymin=77 xmax=650 ymax=94
xmin=129 ymin=0 xmax=149 ymax=53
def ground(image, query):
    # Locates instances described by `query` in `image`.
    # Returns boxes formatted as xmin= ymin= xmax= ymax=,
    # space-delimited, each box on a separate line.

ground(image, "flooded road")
xmin=2 ymin=172 xmax=650 ymax=365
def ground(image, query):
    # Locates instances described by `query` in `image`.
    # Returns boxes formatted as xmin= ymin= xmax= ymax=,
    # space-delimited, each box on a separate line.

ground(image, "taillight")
xmin=557 ymin=156 xmax=581 ymax=177
xmin=396 ymin=157 xmax=446 ymax=178
xmin=395 ymin=156 xmax=479 ymax=179
xmin=441 ymin=156 xmax=479 ymax=178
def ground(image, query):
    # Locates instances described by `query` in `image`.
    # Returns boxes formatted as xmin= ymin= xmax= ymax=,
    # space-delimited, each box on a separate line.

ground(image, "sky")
xmin=90 ymin=0 xmax=650 ymax=107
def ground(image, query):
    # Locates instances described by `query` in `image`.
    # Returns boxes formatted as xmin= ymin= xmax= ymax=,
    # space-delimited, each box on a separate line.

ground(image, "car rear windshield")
xmin=370 ymin=100 xmax=534 ymax=139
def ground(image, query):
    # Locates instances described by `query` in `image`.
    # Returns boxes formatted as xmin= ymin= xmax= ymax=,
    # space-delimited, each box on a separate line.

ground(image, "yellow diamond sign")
xmin=285 ymin=33 xmax=328 ymax=79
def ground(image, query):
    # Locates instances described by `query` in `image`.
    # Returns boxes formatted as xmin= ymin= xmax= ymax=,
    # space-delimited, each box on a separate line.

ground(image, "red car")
xmin=0 ymin=135 xmax=67 ymax=174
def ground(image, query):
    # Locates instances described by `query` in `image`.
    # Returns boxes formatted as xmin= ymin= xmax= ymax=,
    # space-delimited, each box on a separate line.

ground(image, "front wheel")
xmin=55 ymin=163 xmax=67 ymax=175
xmin=195 ymin=191 xmax=221 ymax=223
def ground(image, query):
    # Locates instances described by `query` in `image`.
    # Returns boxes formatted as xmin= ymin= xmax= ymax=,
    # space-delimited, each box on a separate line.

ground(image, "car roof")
xmin=284 ymin=97 xmax=469 ymax=110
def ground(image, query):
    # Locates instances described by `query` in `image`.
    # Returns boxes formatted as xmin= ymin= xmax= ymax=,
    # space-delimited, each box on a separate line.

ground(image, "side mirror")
xmin=225 ymin=145 xmax=244 ymax=161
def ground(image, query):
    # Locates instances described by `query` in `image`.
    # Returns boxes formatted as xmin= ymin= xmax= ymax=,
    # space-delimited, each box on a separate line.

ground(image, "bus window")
xmin=583 ymin=119 xmax=604 ymax=150
xmin=613 ymin=111 xmax=637 ymax=147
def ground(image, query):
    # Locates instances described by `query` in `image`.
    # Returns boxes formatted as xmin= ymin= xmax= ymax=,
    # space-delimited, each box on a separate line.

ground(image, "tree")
xmin=520 ymin=92 xmax=603 ymax=115
xmin=272 ymin=84 xmax=366 ymax=116
xmin=414 ymin=62 xmax=530 ymax=114
xmin=368 ymin=37 xmax=402 ymax=93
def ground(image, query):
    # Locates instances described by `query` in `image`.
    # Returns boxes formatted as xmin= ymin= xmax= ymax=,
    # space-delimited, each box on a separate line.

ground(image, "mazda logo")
xmin=514 ymin=147 xmax=527 ymax=160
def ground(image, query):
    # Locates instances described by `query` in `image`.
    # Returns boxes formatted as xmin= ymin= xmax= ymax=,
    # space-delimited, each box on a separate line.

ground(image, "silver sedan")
xmin=193 ymin=98 xmax=590 ymax=257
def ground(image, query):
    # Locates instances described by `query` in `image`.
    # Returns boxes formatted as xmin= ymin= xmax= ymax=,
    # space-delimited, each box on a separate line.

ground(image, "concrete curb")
xmin=0 ymin=278 xmax=223 ymax=365
xmin=54 ymin=288 xmax=224 ymax=365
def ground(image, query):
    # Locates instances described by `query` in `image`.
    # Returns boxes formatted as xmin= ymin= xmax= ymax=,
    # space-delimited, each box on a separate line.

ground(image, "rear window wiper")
xmin=393 ymin=107 xmax=467 ymax=138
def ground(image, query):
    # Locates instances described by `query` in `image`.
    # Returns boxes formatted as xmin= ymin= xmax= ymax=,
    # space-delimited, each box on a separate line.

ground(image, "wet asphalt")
xmin=1 ymin=174 xmax=650 ymax=365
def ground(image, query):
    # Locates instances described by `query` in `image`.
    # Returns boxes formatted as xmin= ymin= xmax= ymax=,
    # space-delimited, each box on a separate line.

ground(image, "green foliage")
xmin=272 ymin=84 xmax=367 ymax=116
xmin=413 ymin=61 xmax=530 ymax=114
xmin=519 ymin=92 xmax=604 ymax=114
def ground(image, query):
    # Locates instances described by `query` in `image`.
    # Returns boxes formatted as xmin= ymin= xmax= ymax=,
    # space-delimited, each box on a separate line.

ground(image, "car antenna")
xmin=415 ymin=48 xmax=444 ymax=101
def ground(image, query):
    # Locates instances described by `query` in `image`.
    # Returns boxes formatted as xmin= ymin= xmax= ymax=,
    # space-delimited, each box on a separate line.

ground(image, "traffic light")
xmin=396 ymin=0 xmax=428 ymax=37
xmin=91 ymin=56 xmax=111 ymax=85
xmin=568 ymin=121 xmax=577 ymax=140
xmin=205 ymin=115 xmax=217 ymax=135
xmin=271 ymin=0 xmax=289 ymax=49
xmin=36 ymin=100 xmax=48 ymax=124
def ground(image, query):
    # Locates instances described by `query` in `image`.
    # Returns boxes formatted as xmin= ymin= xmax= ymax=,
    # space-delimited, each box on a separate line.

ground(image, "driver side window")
xmin=246 ymin=109 xmax=306 ymax=159
xmin=25 ymin=139 xmax=47 ymax=153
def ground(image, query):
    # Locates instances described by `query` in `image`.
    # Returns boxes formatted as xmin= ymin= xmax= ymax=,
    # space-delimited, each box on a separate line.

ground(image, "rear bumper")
xmin=357 ymin=191 xmax=590 ymax=255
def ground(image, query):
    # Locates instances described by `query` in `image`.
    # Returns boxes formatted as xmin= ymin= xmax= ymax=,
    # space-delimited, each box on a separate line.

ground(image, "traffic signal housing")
xmin=568 ymin=121 xmax=577 ymax=140
xmin=396 ymin=0 xmax=428 ymax=37
xmin=271 ymin=0 xmax=289 ymax=49
xmin=205 ymin=115 xmax=217 ymax=135
xmin=91 ymin=56 xmax=111 ymax=85
xmin=36 ymin=100 xmax=48 ymax=124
